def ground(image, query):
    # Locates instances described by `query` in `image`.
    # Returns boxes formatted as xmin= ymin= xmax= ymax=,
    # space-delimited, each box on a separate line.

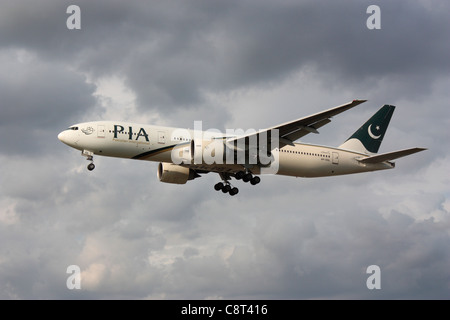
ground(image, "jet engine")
xmin=157 ymin=162 xmax=200 ymax=184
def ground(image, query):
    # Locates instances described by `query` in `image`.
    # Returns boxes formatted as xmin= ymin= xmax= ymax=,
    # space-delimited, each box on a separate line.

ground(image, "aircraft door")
xmin=332 ymin=152 xmax=339 ymax=164
xmin=158 ymin=131 xmax=166 ymax=144
xmin=98 ymin=125 xmax=106 ymax=138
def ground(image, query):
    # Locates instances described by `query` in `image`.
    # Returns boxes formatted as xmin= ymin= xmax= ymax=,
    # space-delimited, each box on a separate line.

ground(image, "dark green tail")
xmin=339 ymin=105 xmax=395 ymax=154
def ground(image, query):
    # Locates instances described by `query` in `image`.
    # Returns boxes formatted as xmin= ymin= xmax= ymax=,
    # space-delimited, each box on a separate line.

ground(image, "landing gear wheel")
xmin=214 ymin=182 xmax=224 ymax=191
xmin=216 ymin=172 xmax=241 ymax=196
xmin=222 ymin=185 xmax=232 ymax=193
xmin=235 ymin=171 xmax=245 ymax=180
xmin=229 ymin=187 xmax=239 ymax=196
xmin=250 ymin=176 xmax=261 ymax=185
xmin=87 ymin=163 xmax=95 ymax=171
xmin=242 ymin=173 xmax=253 ymax=182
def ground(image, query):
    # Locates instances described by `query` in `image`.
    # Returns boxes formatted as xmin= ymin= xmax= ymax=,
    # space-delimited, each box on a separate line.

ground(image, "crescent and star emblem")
xmin=368 ymin=124 xmax=381 ymax=139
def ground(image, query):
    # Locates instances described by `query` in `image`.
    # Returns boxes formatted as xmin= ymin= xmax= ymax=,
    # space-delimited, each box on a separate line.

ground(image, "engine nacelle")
xmin=157 ymin=162 xmax=199 ymax=184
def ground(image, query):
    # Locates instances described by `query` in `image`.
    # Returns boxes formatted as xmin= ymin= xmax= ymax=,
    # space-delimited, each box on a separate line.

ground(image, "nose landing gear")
xmin=82 ymin=150 xmax=95 ymax=171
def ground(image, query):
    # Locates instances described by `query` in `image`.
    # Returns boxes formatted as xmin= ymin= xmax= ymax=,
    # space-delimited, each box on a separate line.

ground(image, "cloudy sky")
xmin=1 ymin=0 xmax=449 ymax=299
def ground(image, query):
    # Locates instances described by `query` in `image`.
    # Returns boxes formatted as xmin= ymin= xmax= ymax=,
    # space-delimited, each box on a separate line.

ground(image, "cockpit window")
xmin=68 ymin=126 xmax=79 ymax=131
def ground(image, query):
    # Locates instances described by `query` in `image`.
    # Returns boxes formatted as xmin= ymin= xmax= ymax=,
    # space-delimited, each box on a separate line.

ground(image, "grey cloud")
xmin=2 ymin=1 xmax=448 ymax=113
xmin=0 ymin=50 xmax=96 ymax=155
xmin=0 ymin=0 xmax=449 ymax=300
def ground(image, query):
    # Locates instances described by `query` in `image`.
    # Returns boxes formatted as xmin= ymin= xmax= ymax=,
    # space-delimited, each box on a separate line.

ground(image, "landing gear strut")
xmin=82 ymin=150 xmax=95 ymax=171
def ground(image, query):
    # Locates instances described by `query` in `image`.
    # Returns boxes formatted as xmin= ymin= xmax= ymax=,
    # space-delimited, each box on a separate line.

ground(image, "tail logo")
xmin=368 ymin=124 xmax=381 ymax=139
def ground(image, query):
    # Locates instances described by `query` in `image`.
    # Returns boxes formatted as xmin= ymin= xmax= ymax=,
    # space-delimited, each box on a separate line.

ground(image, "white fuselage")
xmin=58 ymin=121 xmax=393 ymax=178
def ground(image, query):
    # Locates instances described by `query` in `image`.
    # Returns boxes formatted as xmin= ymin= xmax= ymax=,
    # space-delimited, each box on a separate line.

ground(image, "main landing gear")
xmin=213 ymin=171 xmax=261 ymax=196
xmin=214 ymin=181 xmax=239 ymax=196
xmin=234 ymin=171 xmax=261 ymax=185
xmin=82 ymin=150 xmax=95 ymax=171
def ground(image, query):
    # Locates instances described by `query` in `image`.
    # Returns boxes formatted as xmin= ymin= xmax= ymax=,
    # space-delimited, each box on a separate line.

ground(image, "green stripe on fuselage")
xmin=132 ymin=144 xmax=178 ymax=160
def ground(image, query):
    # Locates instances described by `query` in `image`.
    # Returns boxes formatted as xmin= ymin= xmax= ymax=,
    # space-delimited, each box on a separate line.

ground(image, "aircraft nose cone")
xmin=58 ymin=129 xmax=79 ymax=147
xmin=58 ymin=131 xmax=66 ymax=143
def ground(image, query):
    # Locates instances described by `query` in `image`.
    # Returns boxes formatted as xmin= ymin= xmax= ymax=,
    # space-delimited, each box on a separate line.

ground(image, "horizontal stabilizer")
xmin=358 ymin=148 xmax=427 ymax=164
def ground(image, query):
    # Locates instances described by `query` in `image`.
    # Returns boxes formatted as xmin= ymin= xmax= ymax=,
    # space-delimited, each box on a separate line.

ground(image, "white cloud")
xmin=80 ymin=263 xmax=107 ymax=290
xmin=0 ymin=200 xmax=18 ymax=226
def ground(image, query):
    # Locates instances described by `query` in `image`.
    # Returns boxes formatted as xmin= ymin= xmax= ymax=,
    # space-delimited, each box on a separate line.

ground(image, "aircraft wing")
xmin=357 ymin=147 xmax=427 ymax=164
xmin=226 ymin=99 xmax=367 ymax=149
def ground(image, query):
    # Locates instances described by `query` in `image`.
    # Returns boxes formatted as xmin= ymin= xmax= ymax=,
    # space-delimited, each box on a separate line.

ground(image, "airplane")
xmin=58 ymin=100 xmax=426 ymax=196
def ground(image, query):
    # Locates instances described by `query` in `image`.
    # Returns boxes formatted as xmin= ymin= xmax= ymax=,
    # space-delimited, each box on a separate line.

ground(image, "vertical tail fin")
xmin=338 ymin=105 xmax=395 ymax=154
